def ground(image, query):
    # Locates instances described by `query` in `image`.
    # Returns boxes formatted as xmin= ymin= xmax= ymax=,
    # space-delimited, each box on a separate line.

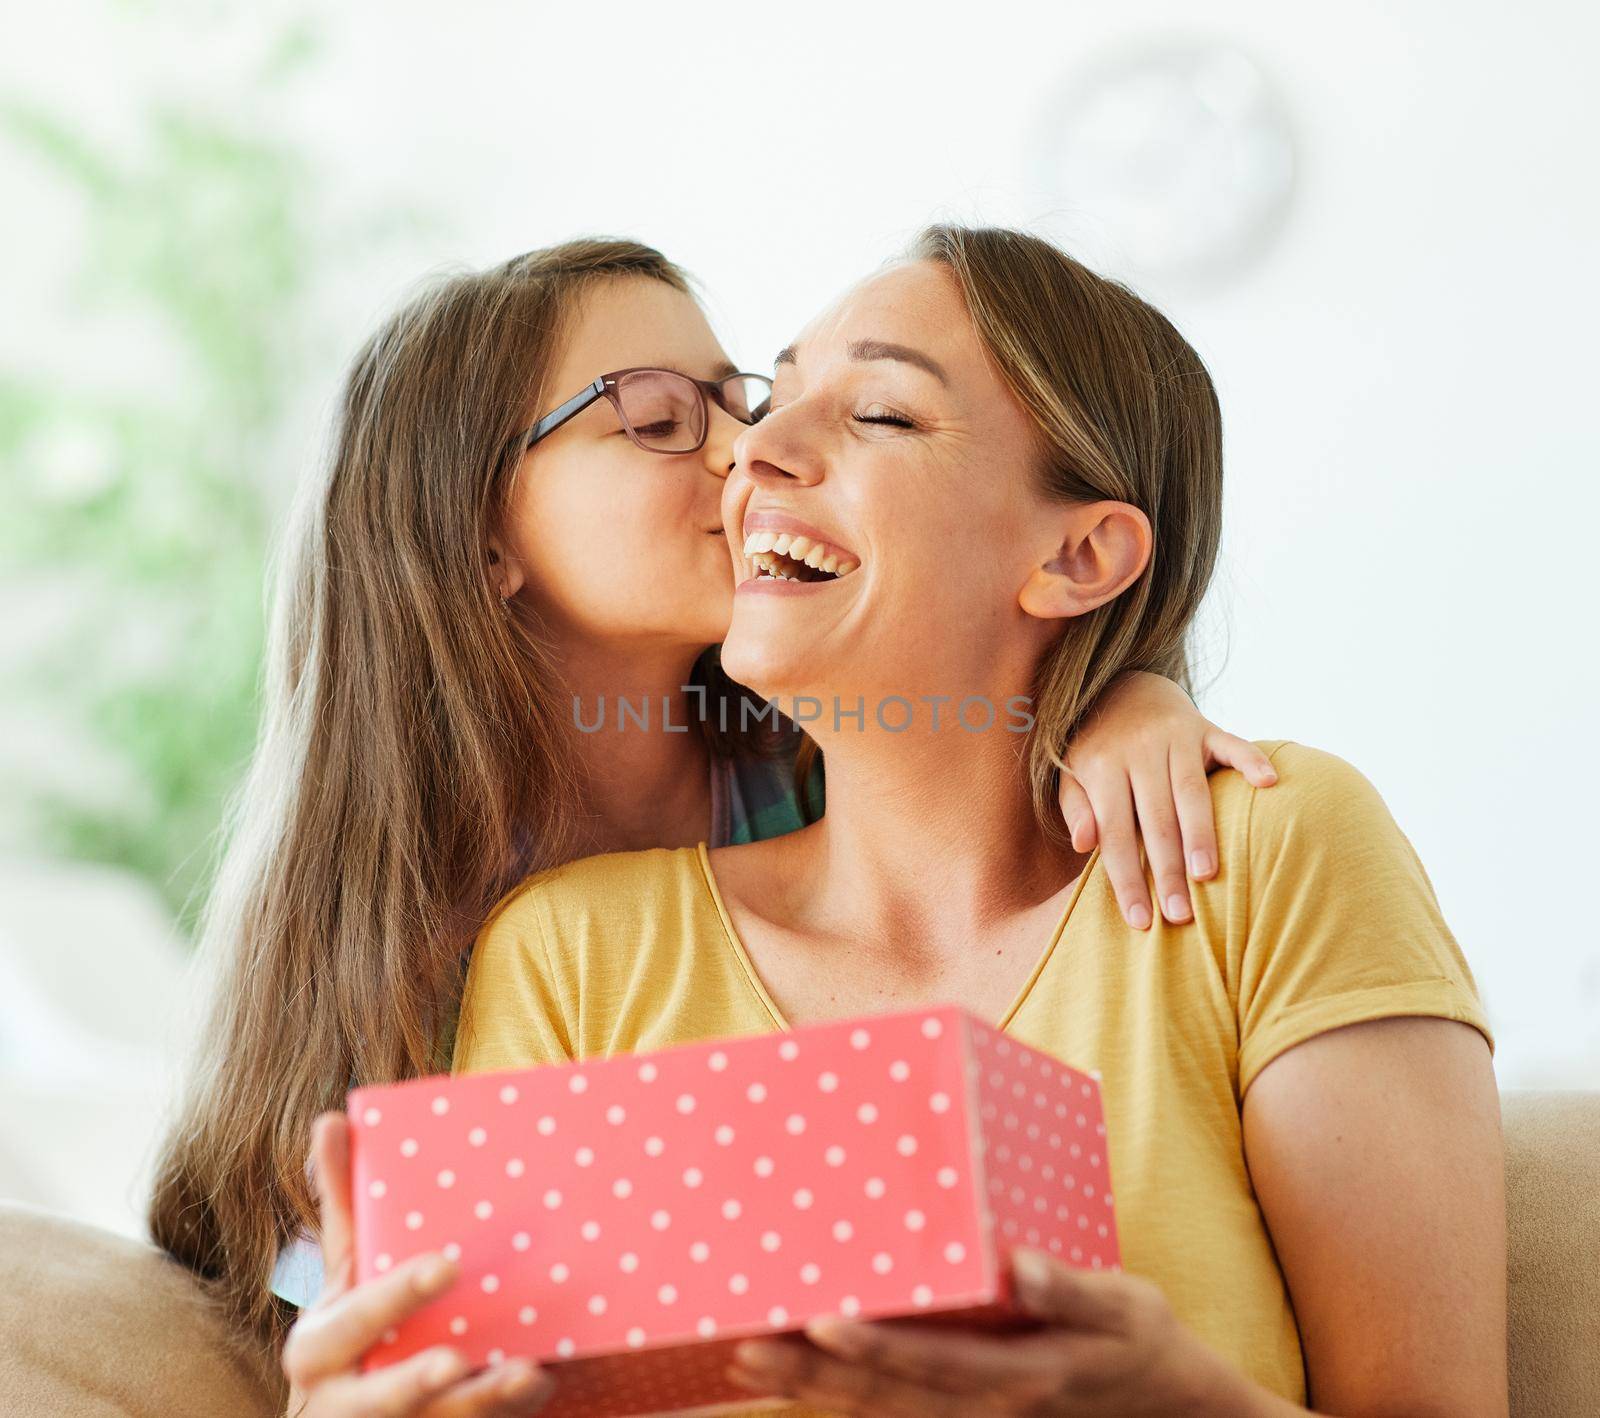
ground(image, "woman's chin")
xmin=718 ymin=645 xmax=813 ymax=706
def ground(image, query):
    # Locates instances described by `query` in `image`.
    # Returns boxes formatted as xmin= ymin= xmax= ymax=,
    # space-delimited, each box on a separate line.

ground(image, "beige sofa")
xmin=1 ymin=1091 xmax=1595 ymax=1417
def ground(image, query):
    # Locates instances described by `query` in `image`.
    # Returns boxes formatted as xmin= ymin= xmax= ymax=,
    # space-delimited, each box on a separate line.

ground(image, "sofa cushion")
xmin=0 ymin=1200 xmax=285 ymax=1418
xmin=1504 ymin=1090 xmax=1600 ymax=1417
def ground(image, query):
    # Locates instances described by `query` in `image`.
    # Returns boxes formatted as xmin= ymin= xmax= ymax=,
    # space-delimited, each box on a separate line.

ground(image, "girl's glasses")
xmin=518 ymin=367 xmax=773 ymax=456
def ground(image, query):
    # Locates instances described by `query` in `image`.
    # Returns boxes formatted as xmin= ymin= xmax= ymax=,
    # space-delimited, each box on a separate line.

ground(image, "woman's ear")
xmin=486 ymin=534 xmax=526 ymax=601
xmin=1018 ymin=500 xmax=1152 ymax=621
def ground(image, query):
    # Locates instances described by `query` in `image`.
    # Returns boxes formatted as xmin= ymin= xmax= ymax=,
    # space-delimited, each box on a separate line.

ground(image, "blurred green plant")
xmin=0 ymin=29 xmax=330 ymax=935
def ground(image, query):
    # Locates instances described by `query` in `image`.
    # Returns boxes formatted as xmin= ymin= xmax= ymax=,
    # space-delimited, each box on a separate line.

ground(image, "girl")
xmin=451 ymin=228 xmax=1504 ymax=1416
xmin=147 ymin=238 xmax=1272 ymax=1416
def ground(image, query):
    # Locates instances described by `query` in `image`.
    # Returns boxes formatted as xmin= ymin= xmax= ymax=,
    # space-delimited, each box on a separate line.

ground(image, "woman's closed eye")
xmin=852 ymin=404 xmax=915 ymax=429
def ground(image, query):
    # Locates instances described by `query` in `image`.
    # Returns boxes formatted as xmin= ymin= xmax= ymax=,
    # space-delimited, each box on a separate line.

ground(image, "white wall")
xmin=4 ymin=0 xmax=1597 ymax=1140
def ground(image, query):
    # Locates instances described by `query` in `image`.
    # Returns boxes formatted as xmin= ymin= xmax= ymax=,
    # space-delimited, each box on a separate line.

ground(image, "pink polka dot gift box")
xmin=349 ymin=1004 xmax=1119 ymax=1416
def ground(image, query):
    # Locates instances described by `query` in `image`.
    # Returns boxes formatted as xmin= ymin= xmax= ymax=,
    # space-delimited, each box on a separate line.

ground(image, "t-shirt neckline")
xmin=689 ymin=838 xmax=1102 ymax=1035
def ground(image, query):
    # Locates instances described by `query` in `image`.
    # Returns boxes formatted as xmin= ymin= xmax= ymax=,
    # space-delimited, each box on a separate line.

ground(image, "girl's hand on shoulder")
xmin=282 ymin=1112 xmax=554 ymax=1418
xmin=1058 ymin=671 xmax=1278 ymax=930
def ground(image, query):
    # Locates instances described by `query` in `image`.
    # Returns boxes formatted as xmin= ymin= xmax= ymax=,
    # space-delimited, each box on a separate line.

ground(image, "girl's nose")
xmin=702 ymin=403 xmax=743 ymax=481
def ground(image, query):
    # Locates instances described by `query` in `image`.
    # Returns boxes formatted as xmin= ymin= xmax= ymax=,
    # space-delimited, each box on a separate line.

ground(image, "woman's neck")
xmin=783 ymin=713 xmax=1086 ymax=954
xmin=555 ymin=637 xmax=715 ymax=858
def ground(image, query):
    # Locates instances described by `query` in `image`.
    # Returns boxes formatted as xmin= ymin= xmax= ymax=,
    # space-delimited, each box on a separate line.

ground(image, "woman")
xmin=451 ymin=227 xmax=1504 ymax=1415
xmin=145 ymin=238 xmax=1271 ymax=1417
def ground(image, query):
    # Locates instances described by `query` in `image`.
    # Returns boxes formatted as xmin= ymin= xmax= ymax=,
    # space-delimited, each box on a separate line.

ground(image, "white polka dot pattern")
xmin=347 ymin=1004 xmax=1118 ymax=1417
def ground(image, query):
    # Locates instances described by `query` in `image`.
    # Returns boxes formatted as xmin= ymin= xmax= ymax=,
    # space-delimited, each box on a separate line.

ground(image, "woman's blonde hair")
xmin=798 ymin=225 xmax=1223 ymax=833
xmin=147 ymin=238 xmax=775 ymax=1355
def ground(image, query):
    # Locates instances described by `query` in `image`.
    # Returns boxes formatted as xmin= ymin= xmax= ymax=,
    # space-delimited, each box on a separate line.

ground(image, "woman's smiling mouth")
xmin=737 ymin=512 xmax=861 ymax=590
xmin=742 ymin=530 xmax=860 ymax=583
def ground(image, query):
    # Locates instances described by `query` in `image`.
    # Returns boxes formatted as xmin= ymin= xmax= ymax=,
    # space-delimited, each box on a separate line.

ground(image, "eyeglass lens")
xmin=613 ymin=371 xmax=770 ymax=452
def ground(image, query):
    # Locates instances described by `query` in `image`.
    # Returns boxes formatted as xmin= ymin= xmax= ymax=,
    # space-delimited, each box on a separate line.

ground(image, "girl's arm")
xmin=1060 ymin=670 xmax=1278 ymax=930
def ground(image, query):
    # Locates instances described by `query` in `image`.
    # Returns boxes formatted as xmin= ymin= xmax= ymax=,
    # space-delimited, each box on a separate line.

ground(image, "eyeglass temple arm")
xmin=523 ymin=376 xmax=608 ymax=448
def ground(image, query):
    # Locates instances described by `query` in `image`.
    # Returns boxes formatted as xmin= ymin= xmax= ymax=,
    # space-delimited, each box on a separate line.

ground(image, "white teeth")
xmin=744 ymin=534 xmax=862 ymax=583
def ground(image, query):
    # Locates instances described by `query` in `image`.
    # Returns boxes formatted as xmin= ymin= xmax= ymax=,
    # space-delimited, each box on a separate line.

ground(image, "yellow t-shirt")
xmin=452 ymin=740 xmax=1492 ymax=1410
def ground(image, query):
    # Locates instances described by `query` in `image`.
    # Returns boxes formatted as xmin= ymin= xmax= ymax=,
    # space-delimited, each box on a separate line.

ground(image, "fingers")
xmin=284 ymin=1251 xmax=460 ymax=1388
xmin=1079 ymin=732 xmax=1275 ymax=928
xmin=1009 ymin=1247 xmax=1132 ymax=1332
xmin=1203 ymin=730 xmax=1279 ymax=789
xmin=1126 ymin=753 xmax=1192 ymax=925
xmin=311 ymin=1112 xmax=356 ymax=1301
xmin=1083 ymin=774 xmax=1153 ymax=930
xmin=291 ymin=1115 xmax=553 ymax=1418
xmin=308 ymin=1345 xmax=472 ymax=1417
xmin=801 ymin=1316 xmax=1060 ymax=1396
xmin=729 ymin=1336 xmax=965 ymax=1418
xmin=1055 ymin=772 xmax=1098 ymax=852
xmin=419 ymin=1360 xmax=554 ymax=1417
xmin=1167 ymin=744 xmax=1222 ymax=883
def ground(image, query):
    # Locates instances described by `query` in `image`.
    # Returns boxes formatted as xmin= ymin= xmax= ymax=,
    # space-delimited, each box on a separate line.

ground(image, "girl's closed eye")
xmin=629 ymin=418 xmax=681 ymax=439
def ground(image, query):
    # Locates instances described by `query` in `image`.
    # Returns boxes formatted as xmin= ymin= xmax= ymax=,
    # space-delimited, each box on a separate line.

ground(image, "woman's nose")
xmin=732 ymin=411 xmax=823 ymax=486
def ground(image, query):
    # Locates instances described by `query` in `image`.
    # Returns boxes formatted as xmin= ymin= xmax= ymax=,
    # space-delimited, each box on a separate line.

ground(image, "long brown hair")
xmin=895 ymin=225 xmax=1224 ymax=842
xmin=146 ymin=238 xmax=772 ymax=1355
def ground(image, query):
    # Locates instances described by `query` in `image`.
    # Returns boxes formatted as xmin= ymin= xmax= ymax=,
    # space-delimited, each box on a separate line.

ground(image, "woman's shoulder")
xmin=1199 ymin=737 xmax=1435 ymax=923
xmin=1208 ymin=738 xmax=1403 ymax=843
xmin=1198 ymin=740 xmax=1489 ymax=1090
xmin=1203 ymin=736 xmax=1458 ymax=965
xmin=484 ymin=845 xmax=705 ymax=937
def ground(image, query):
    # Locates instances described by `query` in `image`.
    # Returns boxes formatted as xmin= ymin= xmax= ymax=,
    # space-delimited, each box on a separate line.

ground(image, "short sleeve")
xmin=1235 ymin=742 xmax=1492 ymax=1095
xmin=450 ymin=886 xmax=574 ymax=1076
